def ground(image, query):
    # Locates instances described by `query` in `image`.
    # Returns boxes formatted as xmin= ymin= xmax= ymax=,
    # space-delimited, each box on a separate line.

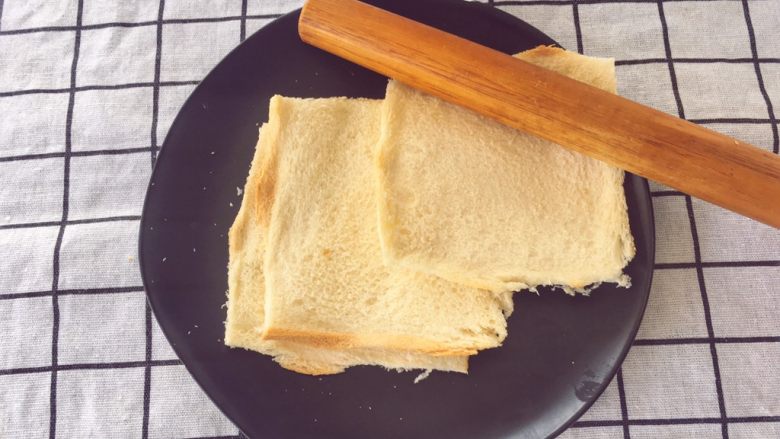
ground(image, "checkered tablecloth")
xmin=0 ymin=0 xmax=778 ymax=438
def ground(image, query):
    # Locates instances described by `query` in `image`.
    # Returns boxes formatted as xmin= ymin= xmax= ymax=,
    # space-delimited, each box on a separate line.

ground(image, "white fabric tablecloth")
xmin=1 ymin=0 xmax=778 ymax=438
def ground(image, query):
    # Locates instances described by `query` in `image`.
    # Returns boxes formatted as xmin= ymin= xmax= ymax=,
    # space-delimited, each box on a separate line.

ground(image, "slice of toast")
xmin=260 ymin=96 xmax=513 ymax=356
xmin=225 ymin=124 xmax=469 ymax=375
xmin=375 ymin=46 xmax=636 ymax=295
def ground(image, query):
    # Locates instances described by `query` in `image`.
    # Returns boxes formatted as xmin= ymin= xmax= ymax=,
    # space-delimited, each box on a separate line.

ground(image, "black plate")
xmin=139 ymin=1 xmax=655 ymax=438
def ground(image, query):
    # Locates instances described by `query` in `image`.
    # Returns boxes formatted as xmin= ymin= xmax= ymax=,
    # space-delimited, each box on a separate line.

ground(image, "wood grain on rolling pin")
xmin=299 ymin=0 xmax=780 ymax=228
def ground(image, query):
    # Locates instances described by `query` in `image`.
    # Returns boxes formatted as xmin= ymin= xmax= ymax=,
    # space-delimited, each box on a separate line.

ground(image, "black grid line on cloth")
xmin=617 ymin=57 xmax=780 ymax=65
xmin=656 ymin=1 xmax=684 ymax=119
xmin=0 ymin=14 xmax=284 ymax=36
xmin=0 ymin=0 xmax=4 ymax=31
xmin=655 ymin=260 xmax=780 ymax=269
xmin=0 ymin=215 xmax=141 ymax=231
xmin=572 ymin=416 xmax=780 ymax=428
xmin=688 ymin=147 xmax=731 ymax=427
xmin=635 ymin=336 xmax=780 ymax=346
xmin=240 ymin=0 xmax=249 ymax=41
xmin=44 ymin=0 xmax=84 ymax=439
xmin=0 ymin=147 xmax=157 ymax=163
xmin=0 ymin=80 xmax=200 ymax=98
xmin=572 ymin=0 xmax=584 ymax=54
xmin=684 ymin=135 xmax=731 ymax=438
xmin=0 ymin=360 xmax=182 ymax=377
xmin=150 ymin=0 xmax=166 ymax=166
xmin=142 ymin=1 xmax=166 ymax=437
xmin=656 ymin=1 xmax=729 ymax=436
xmin=690 ymin=117 xmax=773 ymax=124
xmin=1 ymin=286 xmax=146 ymax=301
xmin=616 ymin=368 xmax=631 ymax=438
xmin=48 ymin=1 xmax=84 ymax=437
xmin=741 ymin=0 xmax=779 ymax=155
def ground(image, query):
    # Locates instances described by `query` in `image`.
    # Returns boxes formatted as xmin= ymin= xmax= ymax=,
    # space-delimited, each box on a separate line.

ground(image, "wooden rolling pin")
xmin=298 ymin=0 xmax=780 ymax=228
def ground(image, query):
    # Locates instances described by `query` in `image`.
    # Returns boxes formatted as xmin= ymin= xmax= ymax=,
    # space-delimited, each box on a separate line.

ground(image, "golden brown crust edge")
xmin=261 ymin=327 xmax=481 ymax=356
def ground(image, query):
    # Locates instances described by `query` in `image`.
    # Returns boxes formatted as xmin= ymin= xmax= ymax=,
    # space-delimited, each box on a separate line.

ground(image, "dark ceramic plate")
xmin=139 ymin=0 xmax=655 ymax=438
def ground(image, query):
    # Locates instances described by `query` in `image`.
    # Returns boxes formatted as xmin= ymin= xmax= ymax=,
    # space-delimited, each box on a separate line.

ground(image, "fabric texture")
xmin=0 ymin=0 xmax=778 ymax=438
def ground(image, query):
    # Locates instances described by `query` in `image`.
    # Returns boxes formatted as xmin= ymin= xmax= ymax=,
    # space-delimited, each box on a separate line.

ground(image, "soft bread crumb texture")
xmin=375 ymin=46 xmax=635 ymax=294
xmin=261 ymin=96 xmax=511 ymax=356
xmin=224 ymin=124 xmax=469 ymax=375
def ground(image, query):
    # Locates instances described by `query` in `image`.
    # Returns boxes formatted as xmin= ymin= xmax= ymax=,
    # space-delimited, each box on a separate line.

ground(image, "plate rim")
xmin=138 ymin=2 xmax=655 ymax=437
xmin=548 ymin=173 xmax=655 ymax=438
